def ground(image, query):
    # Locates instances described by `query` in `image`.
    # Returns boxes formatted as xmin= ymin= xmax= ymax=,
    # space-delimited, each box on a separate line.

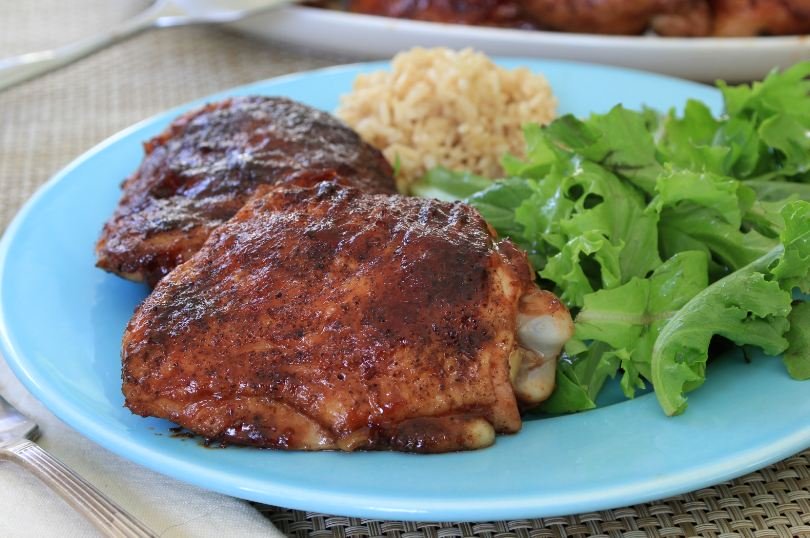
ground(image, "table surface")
xmin=1 ymin=2 xmax=808 ymax=537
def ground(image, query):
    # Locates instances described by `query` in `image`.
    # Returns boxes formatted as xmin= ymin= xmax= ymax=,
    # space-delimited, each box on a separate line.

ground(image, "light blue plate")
xmin=1 ymin=60 xmax=808 ymax=522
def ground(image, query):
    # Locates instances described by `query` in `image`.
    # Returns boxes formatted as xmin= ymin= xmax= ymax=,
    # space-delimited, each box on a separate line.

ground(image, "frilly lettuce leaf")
xmin=654 ymin=169 xmax=780 ymax=274
xmin=572 ymin=251 xmax=708 ymax=398
xmin=538 ymin=252 xmax=709 ymax=414
xmin=466 ymin=160 xmax=660 ymax=304
xmin=529 ymin=162 xmax=660 ymax=306
xmin=719 ymin=62 xmax=810 ymax=121
xmin=651 ymin=201 xmax=810 ymax=416
xmin=658 ymin=100 xmax=725 ymax=174
xmin=536 ymin=107 xmax=663 ymax=194
xmin=770 ymin=201 xmax=810 ymax=293
xmin=541 ymin=231 xmax=622 ymax=307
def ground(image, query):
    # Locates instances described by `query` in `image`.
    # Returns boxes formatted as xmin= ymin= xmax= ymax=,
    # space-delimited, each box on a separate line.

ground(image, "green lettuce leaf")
xmin=572 ymin=251 xmax=708 ymax=398
xmin=501 ymin=123 xmax=569 ymax=179
xmin=540 ymin=107 xmax=663 ymax=194
xmin=467 ymin=178 xmax=534 ymax=236
xmin=770 ymin=201 xmax=810 ymax=293
xmin=719 ymin=62 xmax=810 ymax=121
xmin=468 ymin=161 xmax=660 ymax=298
xmin=654 ymin=169 xmax=779 ymax=273
xmin=717 ymin=62 xmax=810 ymax=181
xmin=540 ymin=231 xmax=622 ymax=307
xmin=658 ymin=100 xmax=726 ymax=174
xmin=745 ymin=180 xmax=810 ymax=202
xmin=410 ymin=167 xmax=492 ymax=201
xmin=651 ymin=201 xmax=810 ymax=416
xmin=784 ymin=301 xmax=810 ymax=380
xmin=537 ymin=354 xmax=601 ymax=414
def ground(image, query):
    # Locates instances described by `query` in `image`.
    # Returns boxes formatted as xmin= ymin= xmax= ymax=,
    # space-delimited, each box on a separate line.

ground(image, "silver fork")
xmin=0 ymin=0 xmax=295 ymax=92
xmin=0 ymin=392 xmax=158 ymax=537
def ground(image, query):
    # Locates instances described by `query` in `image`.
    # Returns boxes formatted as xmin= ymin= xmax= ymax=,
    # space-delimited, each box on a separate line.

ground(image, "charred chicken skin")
xmin=122 ymin=181 xmax=573 ymax=452
xmin=96 ymin=96 xmax=396 ymax=286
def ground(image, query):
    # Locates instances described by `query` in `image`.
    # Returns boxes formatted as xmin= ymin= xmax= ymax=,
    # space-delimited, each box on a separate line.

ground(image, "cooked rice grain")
xmin=336 ymin=48 xmax=557 ymax=191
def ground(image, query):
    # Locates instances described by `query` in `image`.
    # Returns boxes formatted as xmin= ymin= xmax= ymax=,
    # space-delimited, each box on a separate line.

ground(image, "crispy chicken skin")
xmin=122 ymin=181 xmax=572 ymax=452
xmin=96 ymin=96 xmax=396 ymax=286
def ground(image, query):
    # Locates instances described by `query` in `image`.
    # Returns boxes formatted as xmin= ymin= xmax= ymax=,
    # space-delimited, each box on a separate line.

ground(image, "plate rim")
xmin=278 ymin=5 xmax=810 ymax=48
xmin=1 ymin=58 xmax=808 ymax=522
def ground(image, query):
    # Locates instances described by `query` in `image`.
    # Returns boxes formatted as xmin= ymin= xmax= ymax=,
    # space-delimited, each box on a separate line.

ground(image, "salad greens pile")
xmin=413 ymin=63 xmax=810 ymax=416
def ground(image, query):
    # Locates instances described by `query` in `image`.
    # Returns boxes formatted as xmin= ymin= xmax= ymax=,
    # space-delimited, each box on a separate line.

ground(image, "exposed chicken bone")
xmin=511 ymin=289 xmax=574 ymax=406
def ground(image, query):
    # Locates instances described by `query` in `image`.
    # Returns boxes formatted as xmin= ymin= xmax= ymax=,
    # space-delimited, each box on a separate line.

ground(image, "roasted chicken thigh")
xmin=122 ymin=181 xmax=572 ymax=452
xmin=96 ymin=96 xmax=396 ymax=286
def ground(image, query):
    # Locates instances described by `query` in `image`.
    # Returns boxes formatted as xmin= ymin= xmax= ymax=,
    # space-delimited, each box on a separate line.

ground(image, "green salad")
xmin=413 ymin=62 xmax=810 ymax=416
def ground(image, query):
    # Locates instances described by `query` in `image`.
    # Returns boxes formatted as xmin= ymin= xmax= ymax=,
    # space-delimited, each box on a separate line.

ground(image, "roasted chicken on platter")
xmin=122 ymin=181 xmax=573 ymax=452
xmin=347 ymin=0 xmax=810 ymax=36
xmin=96 ymin=96 xmax=395 ymax=286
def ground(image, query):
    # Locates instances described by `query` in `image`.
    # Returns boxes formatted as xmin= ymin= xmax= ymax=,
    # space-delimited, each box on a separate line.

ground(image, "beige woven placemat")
xmin=1 ymin=2 xmax=809 ymax=537
xmin=257 ymin=450 xmax=810 ymax=537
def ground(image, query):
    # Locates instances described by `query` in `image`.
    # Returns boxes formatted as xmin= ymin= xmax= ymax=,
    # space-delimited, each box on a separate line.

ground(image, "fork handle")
xmin=0 ymin=0 xmax=168 ymax=92
xmin=0 ymin=440 xmax=158 ymax=538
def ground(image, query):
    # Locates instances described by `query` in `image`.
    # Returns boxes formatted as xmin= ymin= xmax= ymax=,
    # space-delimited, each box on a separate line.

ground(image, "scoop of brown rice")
xmin=336 ymin=48 xmax=557 ymax=192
